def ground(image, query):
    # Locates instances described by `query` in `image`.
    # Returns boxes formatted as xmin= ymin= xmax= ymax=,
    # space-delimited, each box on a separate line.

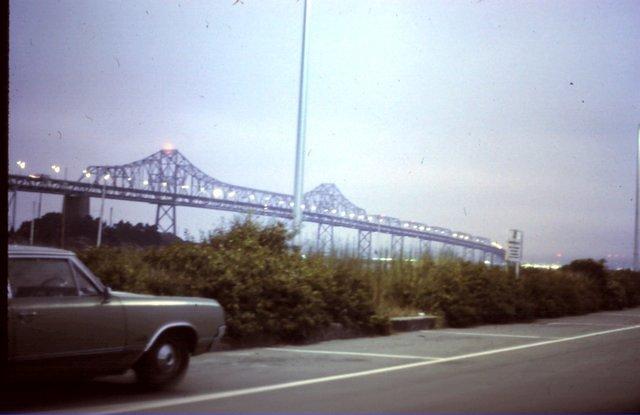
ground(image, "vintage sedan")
xmin=7 ymin=245 xmax=226 ymax=387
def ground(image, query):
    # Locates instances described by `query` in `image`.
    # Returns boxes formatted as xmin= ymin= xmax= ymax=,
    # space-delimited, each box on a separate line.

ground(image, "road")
xmin=3 ymin=307 xmax=640 ymax=413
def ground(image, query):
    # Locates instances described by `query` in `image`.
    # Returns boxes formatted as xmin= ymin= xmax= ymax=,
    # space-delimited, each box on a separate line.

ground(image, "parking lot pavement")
xmin=4 ymin=307 xmax=640 ymax=413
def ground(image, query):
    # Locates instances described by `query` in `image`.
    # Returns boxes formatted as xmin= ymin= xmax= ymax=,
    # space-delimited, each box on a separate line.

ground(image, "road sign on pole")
xmin=506 ymin=229 xmax=523 ymax=277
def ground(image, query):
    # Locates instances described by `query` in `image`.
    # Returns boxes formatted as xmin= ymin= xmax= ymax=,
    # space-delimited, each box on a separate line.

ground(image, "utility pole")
xmin=634 ymin=124 xmax=640 ymax=271
xmin=292 ymin=0 xmax=310 ymax=240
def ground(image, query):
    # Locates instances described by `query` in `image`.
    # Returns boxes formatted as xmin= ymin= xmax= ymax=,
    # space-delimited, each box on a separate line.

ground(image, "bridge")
xmin=8 ymin=149 xmax=505 ymax=263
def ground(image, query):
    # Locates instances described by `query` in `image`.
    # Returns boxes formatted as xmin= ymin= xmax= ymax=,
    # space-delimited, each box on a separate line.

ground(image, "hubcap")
xmin=157 ymin=344 xmax=177 ymax=372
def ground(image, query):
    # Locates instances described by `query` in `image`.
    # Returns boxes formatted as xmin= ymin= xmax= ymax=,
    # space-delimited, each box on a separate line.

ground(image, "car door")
xmin=8 ymin=256 xmax=127 ymax=370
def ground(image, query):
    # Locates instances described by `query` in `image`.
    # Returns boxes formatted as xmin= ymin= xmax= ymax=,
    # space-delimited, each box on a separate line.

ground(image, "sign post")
xmin=506 ymin=229 xmax=523 ymax=278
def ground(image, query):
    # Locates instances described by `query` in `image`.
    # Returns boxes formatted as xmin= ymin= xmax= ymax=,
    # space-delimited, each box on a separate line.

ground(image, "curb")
xmin=391 ymin=315 xmax=438 ymax=332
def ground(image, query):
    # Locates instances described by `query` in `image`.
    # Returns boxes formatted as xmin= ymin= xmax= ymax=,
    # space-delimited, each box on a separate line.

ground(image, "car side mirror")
xmin=102 ymin=286 xmax=112 ymax=301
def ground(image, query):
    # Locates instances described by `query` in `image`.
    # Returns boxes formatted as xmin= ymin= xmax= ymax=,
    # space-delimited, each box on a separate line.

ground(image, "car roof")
xmin=9 ymin=244 xmax=75 ymax=257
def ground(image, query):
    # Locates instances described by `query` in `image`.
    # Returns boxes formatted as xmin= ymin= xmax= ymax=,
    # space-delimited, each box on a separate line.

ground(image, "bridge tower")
xmin=316 ymin=222 xmax=334 ymax=254
xmin=8 ymin=190 xmax=17 ymax=231
xmin=418 ymin=239 xmax=432 ymax=258
xmin=155 ymin=204 xmax=177 ymax=235
xmin=357 ymin=229 xmax=372 ymax=259
xmin=391 ymin=234 xmax=404 ymax=259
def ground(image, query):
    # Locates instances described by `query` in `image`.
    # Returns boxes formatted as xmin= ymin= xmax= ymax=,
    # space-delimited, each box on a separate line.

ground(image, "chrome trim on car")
xmin=144 ymin=322 xmax=198 ymax=352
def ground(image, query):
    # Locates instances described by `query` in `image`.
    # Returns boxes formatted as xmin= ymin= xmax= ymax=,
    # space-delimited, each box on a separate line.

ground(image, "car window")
xmin=71 ymin=263 xmax=100 ymax=296
xmin=9 ymin=258 xmax=78 ymax=298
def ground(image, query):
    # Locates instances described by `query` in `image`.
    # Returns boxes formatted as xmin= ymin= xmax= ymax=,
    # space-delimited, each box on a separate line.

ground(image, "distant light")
xmin=289 ymin=201 xmax=294 ymax=207
xmin=301 ymin=204 xmax=306 ymax=210
xmin=84 ymin=172 xmax=91 ymax=178
xmin=16 ymin=161 xmax=26 ymax=169
xmin=143 ymin=180 xmax=149 ymax=186
xmin=331 ymin=209 xmax=337 ymax=214
xmin=181 ymin=184 xmax=189 ymax=189
xmin=228 ymin=191 xmax=236 ymax=198
xmin=419 ymin=226 xmax=425 ymax=231
xmin=161 ymin=182 xmax=167 ymax=187
xmin=403 ymin=223 xmax=409 ymax=228
xmin=162 ymin=142 xmax=175 ymax=152
xmin=51 ymin=164 xmax=61 ymax=174
xmin=28 ymin=174 xmax=39 ymax=179
xmin=249 ymin=194 xmax=256 ymax=201
xmin=357 ymin=215 xmax=364 ymax=220
xmin=212 ymin=188 xmax=223 ymax=198
xmin=367 ymin=216 xmax=373 ymax=222
xmin=310 ymin=206 xmax=317 ymax=212
xmin=340 ymin=211 xmax=345 ymax=217
xmin=349 ymin=213 xmax=355 ymax=219
xmin=103 ymin=174 xmax=111 ymax=180
xmin=127 ymin=177 xmax=132 ymax=181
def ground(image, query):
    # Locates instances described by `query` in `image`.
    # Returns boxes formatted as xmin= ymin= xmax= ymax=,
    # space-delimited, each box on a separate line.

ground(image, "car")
xmin=7 ymin=244 xmax=226 ymax=387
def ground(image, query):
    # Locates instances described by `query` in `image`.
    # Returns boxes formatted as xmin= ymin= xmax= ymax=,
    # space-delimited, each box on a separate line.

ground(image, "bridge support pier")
xmin=316 ymin=223 xmax=334 ymax=254
xmin=418 ymin=239 xmax=432 ymax=259
xmin=357 ymin=230 xmax=372 ymax=259
xmin=155 ymin=204 xmax=177 ymax=235
xmin=9 ymin=190 xmax=17 ymax=232
xmin=391 ymin=234 xmax=404 ymax=259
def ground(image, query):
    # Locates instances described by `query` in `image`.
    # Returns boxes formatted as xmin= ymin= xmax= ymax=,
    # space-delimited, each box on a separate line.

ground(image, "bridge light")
xmin=340 ymin=211 xmax=345 ymax=217
xmin=213 ymin=188 xmax=224 ymax=198
xmin=403 ymin=223 xmax=409 ymax=228
xmin=16 ymin=161 xmax=26 ymax=169
xmin=310 ymin=205 xmax=317 ymax=212
xmin=143 ymin=180 xmax=149 ymax=186
xmin=289 ymin=201 xmax=294 ymax=207
xmin=419 ymin=226 xmax=425 ymax=231
xmin=357 ymin=215 xmax=364 ymax=220
xmin=301 ymin=204 xmax=306 ymax=210
xmin=349 ymin=213 xmax=355 ymax=218
xmin=331 ymin=209 xmax=337 ymax=214
xmin=367 ymin=216 xmax=373 ymax=222
xmin=127 ymin=177 xmax=132 ymax=181
xmin=161 ymin=182 xmax=167 ymax=187
xmin=103 ymin=174 xmax=111 ymax=180
xmin=51 ymin=164 xmax=61 ymax=174
xmin=84 ymin=172 xmax=91 ymax=178
xmin=228 ymin=191 xmax=236 ymax=198
xmin=181 ymin=184 xmax=189 ymax=189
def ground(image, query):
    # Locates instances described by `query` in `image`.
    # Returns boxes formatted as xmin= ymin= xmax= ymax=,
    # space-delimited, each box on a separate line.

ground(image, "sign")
xmin=506 ymin=229 xmax=523 ymax=263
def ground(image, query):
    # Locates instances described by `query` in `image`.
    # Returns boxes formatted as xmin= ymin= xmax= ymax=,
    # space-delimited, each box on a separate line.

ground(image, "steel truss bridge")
xmin=8 ymin=149 xmax=505 ymax=263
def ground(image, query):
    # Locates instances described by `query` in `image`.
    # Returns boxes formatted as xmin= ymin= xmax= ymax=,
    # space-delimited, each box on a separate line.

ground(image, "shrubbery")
xmin=77 ymin=219 xmax=640 ymax=344
xmin=79 ymin=219 xmax=387 ymax=345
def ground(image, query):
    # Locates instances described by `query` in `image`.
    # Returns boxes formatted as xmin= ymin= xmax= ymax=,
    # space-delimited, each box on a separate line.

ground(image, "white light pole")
xmin=293 ymin=0 xmax=311 ymax=239
xmin=634 ymin=124 xmax=640 ymax=271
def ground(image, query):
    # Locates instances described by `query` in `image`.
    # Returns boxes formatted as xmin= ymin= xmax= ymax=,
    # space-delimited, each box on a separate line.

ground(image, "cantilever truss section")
xmin=8 ymin=148 xmax=503 ymax=256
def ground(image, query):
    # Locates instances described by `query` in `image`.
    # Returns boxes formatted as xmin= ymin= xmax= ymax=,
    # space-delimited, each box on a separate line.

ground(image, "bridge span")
xmin=8 ymin=149 xmax=505 ymax=263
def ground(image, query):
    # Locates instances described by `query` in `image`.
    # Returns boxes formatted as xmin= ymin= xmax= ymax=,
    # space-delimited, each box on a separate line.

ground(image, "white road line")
xmin=265 ymin=347 xmax=442 ymax=361
xmin=58 ymin=324 xmax=640 ymax=415
xmin=422 ymin=330 xmax=556 ymax=339
xmin=547 ymin=322 xmax=628 ymax=327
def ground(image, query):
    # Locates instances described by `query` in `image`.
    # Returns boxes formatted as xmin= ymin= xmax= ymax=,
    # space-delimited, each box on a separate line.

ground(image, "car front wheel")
xmin=134 ymin=336 xmax=190 ymax=388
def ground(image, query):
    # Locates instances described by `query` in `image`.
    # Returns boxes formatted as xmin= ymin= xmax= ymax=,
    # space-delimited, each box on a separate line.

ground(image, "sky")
xmin=8 ymin=0 xmax=640 ymax=265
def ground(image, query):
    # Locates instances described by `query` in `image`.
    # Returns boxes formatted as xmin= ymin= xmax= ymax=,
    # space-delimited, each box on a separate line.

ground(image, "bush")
xmin=78 ymin=219 xmax=384 ymax=344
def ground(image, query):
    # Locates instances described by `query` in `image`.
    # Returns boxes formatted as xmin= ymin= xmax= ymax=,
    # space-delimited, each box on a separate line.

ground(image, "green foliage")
xmin=78 ymin=219 xmax=384 ymax=344
xmin=76 ymin=221 xmax=640 ymax=343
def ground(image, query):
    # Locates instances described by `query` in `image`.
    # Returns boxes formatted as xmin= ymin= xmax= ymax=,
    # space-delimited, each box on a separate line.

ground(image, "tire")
xmin=134 ymin=335 xmax=190 ymax=388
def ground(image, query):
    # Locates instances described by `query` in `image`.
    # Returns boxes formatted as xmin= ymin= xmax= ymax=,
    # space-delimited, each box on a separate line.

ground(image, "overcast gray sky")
xmin=8 ymin=0 xmax=640 ymax=265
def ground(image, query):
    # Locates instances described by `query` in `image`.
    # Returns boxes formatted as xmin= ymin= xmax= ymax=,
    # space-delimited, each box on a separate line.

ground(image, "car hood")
xmin=111 ymin=290 xmax=221 ymax=307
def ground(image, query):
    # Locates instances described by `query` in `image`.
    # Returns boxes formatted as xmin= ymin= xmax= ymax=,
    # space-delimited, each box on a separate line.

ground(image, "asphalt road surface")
xmin=3 ymin=307 xmax=640 ymax=413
